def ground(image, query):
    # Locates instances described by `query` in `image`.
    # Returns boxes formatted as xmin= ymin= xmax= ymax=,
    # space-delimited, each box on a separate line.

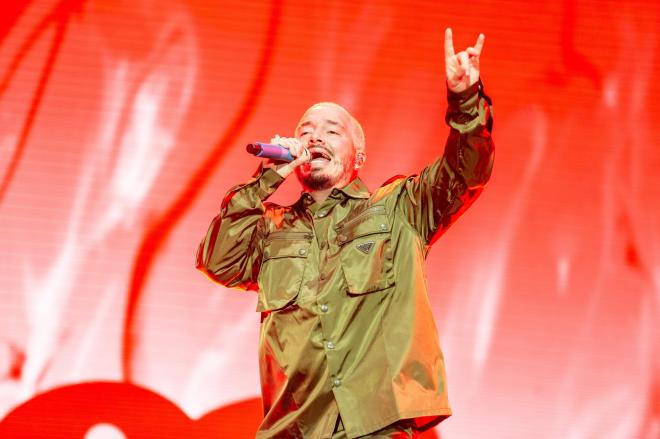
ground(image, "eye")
xmin=328 ymin=130 xmax=339 ymax=135
xmin=300 ymin=131 xmax=311 ymax=136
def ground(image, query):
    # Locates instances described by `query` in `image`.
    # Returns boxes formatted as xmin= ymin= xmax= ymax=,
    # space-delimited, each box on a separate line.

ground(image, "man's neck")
xmin=303 ymin=173 xmax=357 ymax=204
xmin=306 ymin=187 xmax=334 ymax=204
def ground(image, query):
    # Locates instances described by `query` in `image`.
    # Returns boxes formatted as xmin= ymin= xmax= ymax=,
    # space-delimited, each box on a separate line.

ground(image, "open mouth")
xmin=309 ymin=149 xmax=332 ymax=163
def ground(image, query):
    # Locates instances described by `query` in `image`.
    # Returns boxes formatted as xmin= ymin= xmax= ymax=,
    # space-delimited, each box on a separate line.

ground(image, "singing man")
xmin=196 ymin=28 xmax=494 ymax=438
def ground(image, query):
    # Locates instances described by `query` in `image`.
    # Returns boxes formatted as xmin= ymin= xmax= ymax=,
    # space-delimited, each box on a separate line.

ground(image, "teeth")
xmin=310 ymin=150 xmax=330 ymax=160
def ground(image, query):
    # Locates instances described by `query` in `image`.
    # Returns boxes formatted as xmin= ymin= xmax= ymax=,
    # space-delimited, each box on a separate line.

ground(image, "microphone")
xmin=246 ymin=142 xmax=293 ymax=162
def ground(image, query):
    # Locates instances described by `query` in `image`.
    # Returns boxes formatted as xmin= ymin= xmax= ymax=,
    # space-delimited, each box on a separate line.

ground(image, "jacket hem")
xmin=344 ymin=407 xmax=452 ymax=438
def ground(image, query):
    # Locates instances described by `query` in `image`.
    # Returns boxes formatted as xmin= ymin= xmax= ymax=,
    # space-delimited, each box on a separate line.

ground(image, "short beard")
xmin=301 ymin=173 xmax=334 ymax=190
xmin=298 ymin=158 xmax=356 ymax=191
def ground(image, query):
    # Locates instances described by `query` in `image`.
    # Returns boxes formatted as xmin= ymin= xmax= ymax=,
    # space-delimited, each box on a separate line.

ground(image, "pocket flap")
xmin=336 ymin=216 xmax=390 ymax=245
xmin=263 ymin=232 xmax=313 ymax=259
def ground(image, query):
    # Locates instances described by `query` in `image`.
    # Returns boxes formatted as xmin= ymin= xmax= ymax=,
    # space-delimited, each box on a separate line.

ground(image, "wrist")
xmin=447 ymin=79 xmax=482 ymax=101
xmin=274 ymin=165 xmax=293 ymax=178
xmin=261 ymin=159 xmax=289 ymax=177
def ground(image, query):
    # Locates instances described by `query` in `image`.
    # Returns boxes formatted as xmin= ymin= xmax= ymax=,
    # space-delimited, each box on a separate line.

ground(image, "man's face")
xmin=295 ymin=104 xmax=358 ymax=191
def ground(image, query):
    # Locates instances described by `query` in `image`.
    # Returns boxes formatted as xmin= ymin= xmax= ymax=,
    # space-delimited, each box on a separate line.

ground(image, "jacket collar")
xmin=338 ymin=177 xmax=371 ymax=199
xmin=298 ymin=177 xmax=370 ymax=207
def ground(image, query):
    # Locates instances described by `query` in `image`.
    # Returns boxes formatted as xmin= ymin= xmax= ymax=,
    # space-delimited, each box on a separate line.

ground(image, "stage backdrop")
xmin=0 ymin=1 xmax=658 ymax=438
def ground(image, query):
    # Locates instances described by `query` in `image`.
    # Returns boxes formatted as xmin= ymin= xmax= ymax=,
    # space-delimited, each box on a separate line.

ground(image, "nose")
xmin=310 ymin=131 xmax=323 ymax=144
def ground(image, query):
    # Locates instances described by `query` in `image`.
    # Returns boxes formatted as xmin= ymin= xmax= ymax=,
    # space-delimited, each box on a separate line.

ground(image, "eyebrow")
xmin=299 ymin=119 xmax=343 ymax=129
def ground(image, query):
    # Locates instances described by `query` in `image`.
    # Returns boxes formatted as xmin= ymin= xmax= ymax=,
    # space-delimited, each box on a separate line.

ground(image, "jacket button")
xmin=379 ymin=223 xmax=387 ymax=231
xmin=325 ymin=341 xmax=335 ymax=350
xmin=333 ymin=378 xmax=342 ymax=387
xmin=298 ymin=248 xmax=307 ymax=256
xmin=320 ymin=304 xmax=329 ymax=312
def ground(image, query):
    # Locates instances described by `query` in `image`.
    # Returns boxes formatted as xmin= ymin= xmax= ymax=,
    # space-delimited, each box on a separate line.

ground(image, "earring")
xmin=355 ymin=153 xmax=365 ymax=169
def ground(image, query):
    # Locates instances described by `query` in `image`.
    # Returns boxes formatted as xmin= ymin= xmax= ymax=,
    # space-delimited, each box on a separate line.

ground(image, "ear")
xmin=354 ymin=152 xmax=366 ymax=169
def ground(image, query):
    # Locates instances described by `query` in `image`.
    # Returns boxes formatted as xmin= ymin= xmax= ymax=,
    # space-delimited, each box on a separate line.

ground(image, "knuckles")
xmin=269 ymin=136 xmax=309 ymax=162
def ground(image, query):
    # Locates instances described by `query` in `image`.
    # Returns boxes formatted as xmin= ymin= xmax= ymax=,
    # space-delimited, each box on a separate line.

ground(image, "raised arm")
xmin=396 ymin=28 xmax=494 ymax=245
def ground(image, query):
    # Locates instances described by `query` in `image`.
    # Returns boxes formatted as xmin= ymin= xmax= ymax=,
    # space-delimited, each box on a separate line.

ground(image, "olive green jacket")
xmin=197 ymin=81 xmax=494 ymax=438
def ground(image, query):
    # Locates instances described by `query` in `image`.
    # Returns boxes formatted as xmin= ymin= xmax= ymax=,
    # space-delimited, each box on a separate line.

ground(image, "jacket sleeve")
xmin=396 ymin=79 xmax=494 ymax=245
xmin=195 ymin=165 xmax=284 ymax=290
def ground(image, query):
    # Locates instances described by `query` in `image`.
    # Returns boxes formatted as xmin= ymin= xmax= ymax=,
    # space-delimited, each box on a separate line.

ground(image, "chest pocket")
xmin=335 ymin=205 xmax=395 ymax=294
xmin=257 ymin=231 xmax=312 ymax=312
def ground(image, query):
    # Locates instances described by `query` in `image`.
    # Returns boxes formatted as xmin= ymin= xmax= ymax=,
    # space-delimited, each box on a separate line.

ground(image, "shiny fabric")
xmin=196 ymin=80 xmax=494 ymax=438
xmin=332 ymin=416 xmax=420 ymax=438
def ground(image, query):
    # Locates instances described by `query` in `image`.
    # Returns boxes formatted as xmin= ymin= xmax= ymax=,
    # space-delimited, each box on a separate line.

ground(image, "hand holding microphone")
xmin=250 ymin=135 xmax=310 ymax=178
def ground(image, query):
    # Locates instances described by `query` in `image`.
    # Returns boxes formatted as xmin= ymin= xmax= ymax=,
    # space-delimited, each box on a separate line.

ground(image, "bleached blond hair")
xmin=297 ymin=102 xmax=366 ymax=152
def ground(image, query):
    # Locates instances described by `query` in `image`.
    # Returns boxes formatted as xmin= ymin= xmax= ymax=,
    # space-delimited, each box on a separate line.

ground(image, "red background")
xmin=0 ymin=0 xmax=658 ymax=437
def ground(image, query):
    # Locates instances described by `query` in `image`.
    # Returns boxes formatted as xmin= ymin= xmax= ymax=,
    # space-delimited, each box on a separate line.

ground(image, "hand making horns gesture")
xmin=444 ymin=28 xmax=485 ymax=93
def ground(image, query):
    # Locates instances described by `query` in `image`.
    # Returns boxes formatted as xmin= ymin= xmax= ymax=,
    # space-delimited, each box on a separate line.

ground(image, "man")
xmin=196 ymin=28 xmax=493 ymax=438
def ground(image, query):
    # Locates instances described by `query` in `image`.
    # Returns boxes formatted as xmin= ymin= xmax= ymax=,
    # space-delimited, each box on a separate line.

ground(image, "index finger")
xmin=474 ymin=33 xmax=485 ymax=55
xmin=444 ymin=27 xmax=455 ymax=58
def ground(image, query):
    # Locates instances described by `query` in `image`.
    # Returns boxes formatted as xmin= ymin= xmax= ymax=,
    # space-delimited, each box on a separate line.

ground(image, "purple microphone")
xmin=246 ymin=142 xmax=294 ymax=162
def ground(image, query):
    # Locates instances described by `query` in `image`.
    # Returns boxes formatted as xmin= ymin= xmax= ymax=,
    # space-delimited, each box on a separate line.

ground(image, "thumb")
xmin=274 ymin=147 xmax=309 ymax=178
xmin=293 ymin=146 xmax=310 ymax=166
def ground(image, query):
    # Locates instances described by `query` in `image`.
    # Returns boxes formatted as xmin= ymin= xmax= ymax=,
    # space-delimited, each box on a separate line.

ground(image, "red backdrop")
xmin=0 ymin=1 xmax=658 ymax=438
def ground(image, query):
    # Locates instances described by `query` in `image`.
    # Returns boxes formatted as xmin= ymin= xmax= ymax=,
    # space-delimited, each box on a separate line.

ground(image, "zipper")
xmin=266 ymin=231 xmax=314 ymax=242
xmin=336 ymin=204 xmax=386 ymax=230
